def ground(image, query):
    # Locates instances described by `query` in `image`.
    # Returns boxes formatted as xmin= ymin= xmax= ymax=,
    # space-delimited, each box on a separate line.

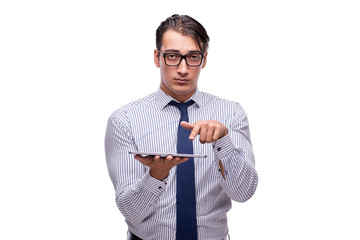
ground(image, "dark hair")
xmin=156 ymin=14 xmax=210 ymax=53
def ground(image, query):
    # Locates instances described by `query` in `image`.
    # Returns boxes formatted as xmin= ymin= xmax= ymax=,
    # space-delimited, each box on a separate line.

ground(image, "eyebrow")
xmin=164 ymin=49 xmax=180 ymax=53
xmin=164 ymin=49 xmax=202 ymax=53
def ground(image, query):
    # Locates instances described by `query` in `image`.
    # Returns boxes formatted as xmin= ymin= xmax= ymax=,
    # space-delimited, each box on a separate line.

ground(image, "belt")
xmin=130 ymin=232 xmax=142 ymax=240
xmin=130 ymin=232 xmax=229 ymax=240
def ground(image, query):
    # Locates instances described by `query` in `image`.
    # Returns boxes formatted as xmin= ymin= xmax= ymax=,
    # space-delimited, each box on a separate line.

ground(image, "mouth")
xmin=174 ymin=78 xmax=190 ymax=84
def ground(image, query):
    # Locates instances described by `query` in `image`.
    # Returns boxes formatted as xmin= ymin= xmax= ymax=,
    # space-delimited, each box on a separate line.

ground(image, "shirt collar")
xmin=155 ymin=88 xmax=203 ymax=109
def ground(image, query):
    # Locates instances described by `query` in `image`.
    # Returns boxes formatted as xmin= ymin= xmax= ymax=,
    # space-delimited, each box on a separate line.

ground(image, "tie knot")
xmin=169 ymin=100 xmax=195 ymax=114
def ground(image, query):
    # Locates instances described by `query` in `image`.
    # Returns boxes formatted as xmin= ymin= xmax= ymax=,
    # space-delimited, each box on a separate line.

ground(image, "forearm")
xmin=214 ymin=134 xmax=258 ymax=202
xmin=115 ymin=171 xmax=167 ymax=224
xmin=106 ymin=148 xmax=168 ymax=223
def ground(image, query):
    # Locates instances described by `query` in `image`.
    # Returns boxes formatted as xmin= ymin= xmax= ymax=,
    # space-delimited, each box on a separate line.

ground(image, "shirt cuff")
xmin=213 ymin=134 xmax=235 ymax=159
xmin=142 ymin=171 xmax=167 ymax=196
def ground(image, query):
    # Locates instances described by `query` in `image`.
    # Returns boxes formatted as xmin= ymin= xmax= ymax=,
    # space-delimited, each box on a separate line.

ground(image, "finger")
xmin=189 ymin=123 xmax=201 ymax=140
xmin=219 ymin=160 xmax=226 ymax=179
xmin=165 ymin=155 xmax=174 ymax=161
xmin=206 ymin=123 xmax=215 ymax=143
xmin=199 ymin=122 xmax=208 ymax=144
xmin=134 ymin=154 xmax=152 ymax=165
xmin=177 ymin=157 xmax=189 ymax=164
xmin=180 ymin=121 xmax=194 ymax=130
xmin=134 ymin=154 xmax=150 ymax=161
xmin=213 ymin=127 xmax=222 ymax=142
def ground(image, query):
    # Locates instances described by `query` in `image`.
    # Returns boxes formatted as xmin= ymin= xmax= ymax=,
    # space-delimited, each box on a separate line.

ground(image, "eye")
xmin=166 ymin=54 xmax=179 ymax=60
xmin=188 ymin=54 xmax=201 ymax=60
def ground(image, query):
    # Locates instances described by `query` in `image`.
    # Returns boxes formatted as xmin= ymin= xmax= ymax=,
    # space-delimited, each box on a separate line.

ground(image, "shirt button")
xmin=217 ymin=147 xmax=222 ymax=151
xmin=158 ymin=186 xmax=162 ymax=190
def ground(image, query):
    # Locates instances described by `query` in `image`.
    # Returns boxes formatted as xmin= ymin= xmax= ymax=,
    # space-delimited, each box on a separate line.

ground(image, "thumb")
xmin=180 ymin=121 xmax=194 ymax=130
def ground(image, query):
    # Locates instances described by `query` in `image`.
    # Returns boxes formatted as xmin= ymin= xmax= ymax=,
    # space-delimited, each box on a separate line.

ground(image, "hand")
xmin=181 ymin=120 xmax=228 ymax=144
xmin=134 ymin=154 xmax=189 ymax=180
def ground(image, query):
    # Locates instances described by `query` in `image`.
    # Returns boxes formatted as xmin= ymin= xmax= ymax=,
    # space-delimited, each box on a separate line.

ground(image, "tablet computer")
xmin=129 ymin=151 xmax=207 ymax=158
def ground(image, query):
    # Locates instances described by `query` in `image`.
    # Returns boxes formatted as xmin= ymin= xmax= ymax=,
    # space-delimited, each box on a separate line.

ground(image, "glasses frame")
xmin=158 ymin=50 xmax=204 ymax=67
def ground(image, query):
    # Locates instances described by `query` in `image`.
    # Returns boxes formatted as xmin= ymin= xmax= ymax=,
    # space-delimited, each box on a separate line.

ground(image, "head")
xmin=154 ymin=14 xmax=210 ymax=102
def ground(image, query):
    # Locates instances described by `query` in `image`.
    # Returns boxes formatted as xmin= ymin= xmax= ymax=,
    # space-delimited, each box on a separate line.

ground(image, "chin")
xmin=172 ymin=86 xmax=196 ymax=95
xmin=161 ymin=80 xmax=197 ymax=100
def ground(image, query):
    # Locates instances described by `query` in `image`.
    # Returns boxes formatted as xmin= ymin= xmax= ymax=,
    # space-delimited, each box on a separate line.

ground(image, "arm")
xmin=212 ymin=106 xmax=258 ymax=202
xmin=181 ymin=104 xmax=258 ymax=202
xmin=104 ymin=114 xmax=167 ymax=224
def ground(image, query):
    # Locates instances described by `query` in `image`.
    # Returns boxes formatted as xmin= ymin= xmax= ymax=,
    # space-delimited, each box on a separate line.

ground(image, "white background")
xmin=1 ymin=0 xmax=359 ymax=239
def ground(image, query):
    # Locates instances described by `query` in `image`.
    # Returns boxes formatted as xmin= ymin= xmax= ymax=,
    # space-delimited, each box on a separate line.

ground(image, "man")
xmin=105 ymin=14 xmax=258 ymax=240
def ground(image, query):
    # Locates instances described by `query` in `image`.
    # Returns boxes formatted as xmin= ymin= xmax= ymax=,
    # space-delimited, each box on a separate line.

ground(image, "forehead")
xmin=161 ymin=29 xmax=200 ymax=52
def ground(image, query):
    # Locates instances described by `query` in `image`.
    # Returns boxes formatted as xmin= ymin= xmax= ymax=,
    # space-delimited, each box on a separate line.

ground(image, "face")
xmin=154 ymin=29 xmax=207 ymax=102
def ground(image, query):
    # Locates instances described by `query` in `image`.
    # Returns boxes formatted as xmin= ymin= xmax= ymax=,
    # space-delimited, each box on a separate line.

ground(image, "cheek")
xmin=161 ymin=65 xmax=177 ymax=76
xmin=191 ymin=69 xmax=202 ymax=80
xmin=160 ymin=68 xmax=174 ymax=87
xmin=160 ymin=67 xmax=171 ymax=80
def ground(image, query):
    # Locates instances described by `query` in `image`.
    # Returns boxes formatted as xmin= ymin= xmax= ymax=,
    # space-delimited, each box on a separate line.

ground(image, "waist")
xmin=129 ymin=231 xmax=230 ymax=240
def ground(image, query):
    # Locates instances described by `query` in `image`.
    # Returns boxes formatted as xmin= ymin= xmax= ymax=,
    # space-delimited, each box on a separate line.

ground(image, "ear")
xmin=201 ymin=51 xmax=208 ymax=69
xmin=154 ymin=49 xmax=160 ymax=68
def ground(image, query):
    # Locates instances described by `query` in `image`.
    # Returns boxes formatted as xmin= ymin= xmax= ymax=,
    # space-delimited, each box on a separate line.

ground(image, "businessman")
xmin=105 ymin=14 xmax=258 ymax=240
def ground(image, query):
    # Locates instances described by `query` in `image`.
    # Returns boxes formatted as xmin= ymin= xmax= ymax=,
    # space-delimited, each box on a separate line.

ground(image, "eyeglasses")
xmin=158 ymin=50 xmax=204 ymax=67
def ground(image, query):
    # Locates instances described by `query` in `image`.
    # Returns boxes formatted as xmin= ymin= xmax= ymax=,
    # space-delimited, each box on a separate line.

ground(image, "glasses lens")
xmin=165 ymin=53 xmax=181 ymax=66
xmin=186 ymin=53 xmax=202 ymax=66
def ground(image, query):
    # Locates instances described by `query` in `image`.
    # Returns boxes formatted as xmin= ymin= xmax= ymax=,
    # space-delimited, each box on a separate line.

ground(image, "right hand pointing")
xmin=180 ymin=120 xmax=228 ymax=143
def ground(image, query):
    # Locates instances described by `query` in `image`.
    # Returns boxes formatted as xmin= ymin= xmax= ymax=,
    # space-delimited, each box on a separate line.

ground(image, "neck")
xmin=160 ymin=86 xmax=197 ymax=103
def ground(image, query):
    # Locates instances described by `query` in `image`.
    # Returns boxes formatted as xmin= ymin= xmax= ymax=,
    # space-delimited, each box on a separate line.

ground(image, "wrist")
xmin=149 ymin=168 xmax=169 ymax=181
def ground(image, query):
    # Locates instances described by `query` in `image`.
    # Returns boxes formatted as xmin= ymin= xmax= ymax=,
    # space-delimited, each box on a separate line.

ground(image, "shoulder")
xmin=108 ymin=92 xmax=156 ymax=124
xmin=200 ymin=91 xmax=244 ymax=111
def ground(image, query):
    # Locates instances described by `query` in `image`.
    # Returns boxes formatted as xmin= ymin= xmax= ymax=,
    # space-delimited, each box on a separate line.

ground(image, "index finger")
xmin=134 ymin=154 xmax=151 ymax=161
xmin=180 ymin=121 xmax=194 ymax=130
xmin=189 ymin=124 xmax=201 ymax=140
xmin=134 ymin=154 xmax=153 ymax=164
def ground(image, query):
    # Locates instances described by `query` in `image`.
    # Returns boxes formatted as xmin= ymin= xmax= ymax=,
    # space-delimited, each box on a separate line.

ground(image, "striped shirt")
xmin=105 ymin=88 xmax=258 ymax=240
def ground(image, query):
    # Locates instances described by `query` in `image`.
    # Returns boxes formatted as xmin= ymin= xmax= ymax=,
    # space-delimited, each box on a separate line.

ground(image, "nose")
xmin=177 ymin=58 xmax=189 ymax=75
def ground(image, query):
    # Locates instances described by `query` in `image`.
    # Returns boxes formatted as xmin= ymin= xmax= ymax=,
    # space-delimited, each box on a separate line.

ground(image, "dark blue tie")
xmin=169 ymin=100 xmax=197 ymax=240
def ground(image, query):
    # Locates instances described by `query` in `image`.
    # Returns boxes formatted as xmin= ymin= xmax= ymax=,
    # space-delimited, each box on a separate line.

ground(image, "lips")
xmin=174 ymin=78 xmax=190 ymax=84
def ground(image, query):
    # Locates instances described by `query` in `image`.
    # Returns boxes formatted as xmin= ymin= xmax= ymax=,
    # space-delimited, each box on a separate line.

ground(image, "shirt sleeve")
xmin=212 ymin=104 xmax=258 ymax=202
xmin=105 ymin=111 xmax=167 ymax=224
